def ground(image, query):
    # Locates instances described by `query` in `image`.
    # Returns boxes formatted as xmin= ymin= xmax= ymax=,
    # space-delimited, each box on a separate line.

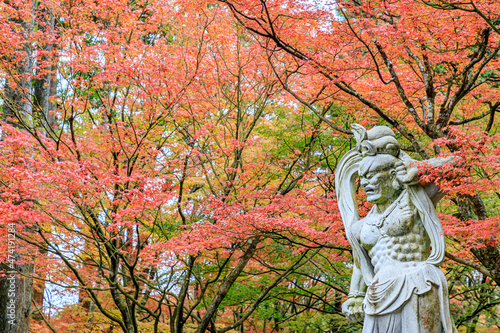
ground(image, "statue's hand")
xmin=395 ymin=160 xmax=419 ymax=185
xmin=342 ymin=296 xmax=364 ymax=323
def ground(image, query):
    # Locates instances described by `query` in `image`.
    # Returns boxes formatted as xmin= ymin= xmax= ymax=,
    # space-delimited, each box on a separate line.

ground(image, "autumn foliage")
xmin=0 ymin=0 xmax=500 ymax=332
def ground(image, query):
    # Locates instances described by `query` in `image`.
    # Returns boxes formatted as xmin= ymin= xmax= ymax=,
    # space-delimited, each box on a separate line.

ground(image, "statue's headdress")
xmin=351 ymin=124 xmax=400 ymax=157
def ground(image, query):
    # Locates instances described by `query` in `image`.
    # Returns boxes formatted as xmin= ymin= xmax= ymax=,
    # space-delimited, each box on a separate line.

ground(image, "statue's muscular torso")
xmin=352 ymin=192 xmax=431 ymax=274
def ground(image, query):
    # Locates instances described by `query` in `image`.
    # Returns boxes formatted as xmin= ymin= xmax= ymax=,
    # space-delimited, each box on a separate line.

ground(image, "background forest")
xmin=0 ymin=0 xmax=499 ymax=332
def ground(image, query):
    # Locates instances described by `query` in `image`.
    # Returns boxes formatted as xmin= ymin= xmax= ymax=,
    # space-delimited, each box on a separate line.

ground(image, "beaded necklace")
xmin=366 ymin=190 xmax=406 ymax=228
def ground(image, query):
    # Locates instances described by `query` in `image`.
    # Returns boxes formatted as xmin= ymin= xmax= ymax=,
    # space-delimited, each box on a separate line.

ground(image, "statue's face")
xmin=359 ymin=155 xmax=398 ymax=204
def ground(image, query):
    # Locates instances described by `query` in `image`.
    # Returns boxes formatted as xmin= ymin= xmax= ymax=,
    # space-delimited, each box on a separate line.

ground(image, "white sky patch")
xmin=44 ymin=281 xmax=80 ymax=316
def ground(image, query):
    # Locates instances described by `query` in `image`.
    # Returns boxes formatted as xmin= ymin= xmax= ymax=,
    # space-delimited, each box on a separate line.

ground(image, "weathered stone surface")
xmin=336 ymin=124 xmax=457 ymax=332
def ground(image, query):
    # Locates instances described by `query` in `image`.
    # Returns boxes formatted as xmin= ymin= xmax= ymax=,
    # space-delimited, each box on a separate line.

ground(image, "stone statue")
xmin=335 ymin=124 xmax=457 ymax=332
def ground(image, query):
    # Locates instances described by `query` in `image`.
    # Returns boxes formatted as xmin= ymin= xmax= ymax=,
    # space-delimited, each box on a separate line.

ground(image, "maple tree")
xmin=0 ymin=0 xmax=500 ymax=332
xmin=0 ymin=1 xmax=356 ymax=332
xmin=212 ymin=0 xmax=500 ymax=330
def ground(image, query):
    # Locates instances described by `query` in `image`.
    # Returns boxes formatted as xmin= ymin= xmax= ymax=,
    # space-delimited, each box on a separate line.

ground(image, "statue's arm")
xmin=342 ymin=258 xmax=366 ymax=323
xmin=396 ymin=156 xmax=454 ymax=205
xmin=348 ymin=264 xmax=367 ymax=297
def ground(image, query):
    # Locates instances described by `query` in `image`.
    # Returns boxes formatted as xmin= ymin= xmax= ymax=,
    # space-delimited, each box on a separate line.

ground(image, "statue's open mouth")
xmin=364 ymin=187 xmax=376 ymax=195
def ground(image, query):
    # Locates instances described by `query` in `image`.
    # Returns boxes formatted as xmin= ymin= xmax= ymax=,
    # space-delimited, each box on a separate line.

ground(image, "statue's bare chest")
xmin=359 ymin=203 xmax=415 ymax=250
xmin=358 ymin=200 xmax=430 ymax=273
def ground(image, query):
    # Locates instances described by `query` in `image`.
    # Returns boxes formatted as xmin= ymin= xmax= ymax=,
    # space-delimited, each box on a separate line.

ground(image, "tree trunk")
xmin=466 ymin=194 xmax=500 ymax=285
xmin=33 ymin=8 xmax=57 ymax=136
xmin=0 ymin=263 xmax=33 ymax=333
xmin=466 ymin=314 xmax=479 ymax=333
xmin=0 ymin=3 xmax=36 ymax=331
xmin=195 ymin=238 xmax=260 ymax=333
xmin=31 ymin=248 xmax=47 ymax=323
xmin=0 ymin=75 xmax=34 ymax=330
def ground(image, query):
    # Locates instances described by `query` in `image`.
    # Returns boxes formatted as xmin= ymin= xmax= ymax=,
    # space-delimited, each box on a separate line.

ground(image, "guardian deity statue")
xmin=335 ymin=124 xmax=457 ymax=332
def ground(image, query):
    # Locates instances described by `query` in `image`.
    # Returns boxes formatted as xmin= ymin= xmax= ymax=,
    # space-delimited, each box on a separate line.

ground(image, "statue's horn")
xmin=351 ymin=123 xmax=367 ymax=145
